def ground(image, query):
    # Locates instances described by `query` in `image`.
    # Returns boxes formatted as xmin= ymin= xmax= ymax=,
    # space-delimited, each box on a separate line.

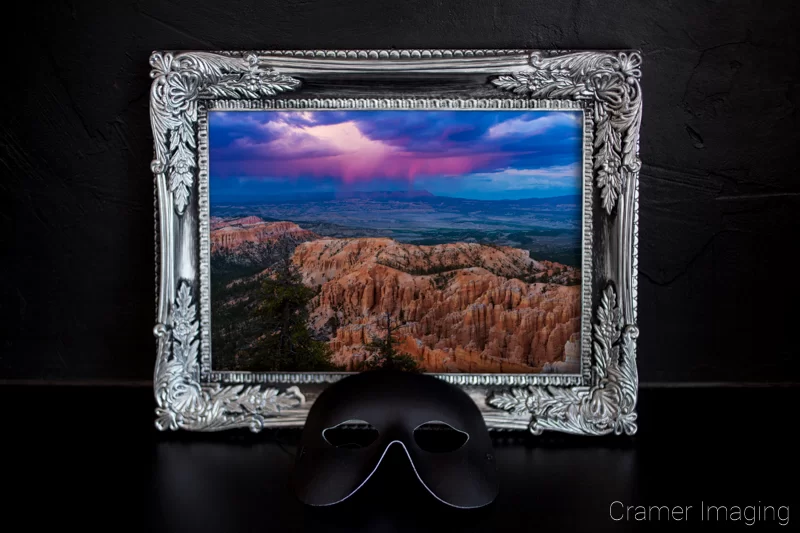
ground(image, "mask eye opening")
xmin=413 ymin=421 xmax=470 ymax=453
xmin=322 ymin=419 xmax=379 ymax=449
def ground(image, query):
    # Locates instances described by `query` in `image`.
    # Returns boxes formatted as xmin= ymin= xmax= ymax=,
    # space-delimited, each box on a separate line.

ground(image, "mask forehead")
xmin=305 ymin=372 xmax=480 ymax=434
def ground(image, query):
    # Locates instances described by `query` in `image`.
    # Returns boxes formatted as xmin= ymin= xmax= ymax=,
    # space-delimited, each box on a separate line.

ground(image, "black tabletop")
xmin=5 ymin=385 xmax=797 ymax=531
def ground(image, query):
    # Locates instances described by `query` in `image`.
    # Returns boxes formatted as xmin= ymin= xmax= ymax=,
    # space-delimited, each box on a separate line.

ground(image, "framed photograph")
xmin=150 ymin=49 xmax=641 ymax=435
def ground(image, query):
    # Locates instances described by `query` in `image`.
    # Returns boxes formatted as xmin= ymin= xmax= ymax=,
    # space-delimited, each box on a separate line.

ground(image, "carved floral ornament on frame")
xmin=149 ymin=49 xmax=641 ymax=435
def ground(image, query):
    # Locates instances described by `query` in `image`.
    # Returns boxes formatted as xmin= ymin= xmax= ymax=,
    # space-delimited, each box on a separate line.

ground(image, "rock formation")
xmin=292 ymin=237 xmax=581 ymax=372
xmin=210 ymin=218 xmax=319 ymax=252
xmin=211 ymin=219 xmax=582 ymax=373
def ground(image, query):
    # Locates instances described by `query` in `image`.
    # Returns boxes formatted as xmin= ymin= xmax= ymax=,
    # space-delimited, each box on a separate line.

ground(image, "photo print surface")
xmin=208 ymin=109 xmax=584 ymax=374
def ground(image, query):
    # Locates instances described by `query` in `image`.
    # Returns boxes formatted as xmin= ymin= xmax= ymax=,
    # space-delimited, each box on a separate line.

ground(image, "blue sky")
xmin=209 ymin=110 xmax=583 ymax=202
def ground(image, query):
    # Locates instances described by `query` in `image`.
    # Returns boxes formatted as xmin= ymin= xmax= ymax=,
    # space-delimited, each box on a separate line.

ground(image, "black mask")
xmin=292 ymin=371 xmax=498 ymax=508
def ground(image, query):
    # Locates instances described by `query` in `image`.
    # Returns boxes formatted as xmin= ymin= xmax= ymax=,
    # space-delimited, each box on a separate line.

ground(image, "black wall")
xmin=2 ymin=0 xmax=798 ymax=383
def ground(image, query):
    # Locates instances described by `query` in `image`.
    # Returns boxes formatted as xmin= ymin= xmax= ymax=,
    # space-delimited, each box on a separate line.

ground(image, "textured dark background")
xmin=2 ymin=0 xmax=798 ymax=383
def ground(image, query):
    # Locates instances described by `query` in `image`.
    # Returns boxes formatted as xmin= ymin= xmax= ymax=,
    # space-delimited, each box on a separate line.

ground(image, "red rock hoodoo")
xmin=292 ymin=237 xmax=581 ymax=373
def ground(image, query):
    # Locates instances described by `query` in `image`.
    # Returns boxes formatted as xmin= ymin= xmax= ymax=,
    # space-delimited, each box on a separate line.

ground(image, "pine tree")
xmin=360 ymin=311 xmax=420 ymax=372
xmin=243 ymin=241 xmax=336 ymax=372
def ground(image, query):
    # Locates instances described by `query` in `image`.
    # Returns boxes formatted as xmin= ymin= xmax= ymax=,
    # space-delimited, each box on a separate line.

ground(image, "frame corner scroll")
xmin=490 ymin=50 xmax=642 ymax=216
xmin=154 ymin=281 xmax=305 ymax=433
xmin=488 ymin=282 xmax=639 ymax=435
xmin=148 ymin=51 xmax=301 ymax=215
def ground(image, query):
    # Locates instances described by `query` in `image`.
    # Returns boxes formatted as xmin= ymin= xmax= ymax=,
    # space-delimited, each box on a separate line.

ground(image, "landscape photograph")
xmin=208 ymin=109 xmax=584 ymax=374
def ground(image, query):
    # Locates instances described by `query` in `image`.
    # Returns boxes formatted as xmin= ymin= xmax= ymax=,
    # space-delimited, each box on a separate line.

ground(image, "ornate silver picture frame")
xmin=150 ymin=49 xmax=641 ymax=435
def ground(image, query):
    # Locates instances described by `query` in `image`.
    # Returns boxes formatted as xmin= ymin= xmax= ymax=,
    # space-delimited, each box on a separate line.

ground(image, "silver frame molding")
xmin=150 ymin=49 xmax=641 ymax=435
xmin=198 ymin=98 xmax=593 ymax=389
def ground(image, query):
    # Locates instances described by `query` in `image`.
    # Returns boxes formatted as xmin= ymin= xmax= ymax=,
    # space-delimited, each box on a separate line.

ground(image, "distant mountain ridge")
xmin=334 ymin=190 xmax=435 ymax=200
xmin=211 ymin=190 xmax=580 ymax=206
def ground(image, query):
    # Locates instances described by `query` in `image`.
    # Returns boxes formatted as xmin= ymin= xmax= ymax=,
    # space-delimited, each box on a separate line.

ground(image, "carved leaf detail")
xmin=487 ymin=386 xmax=533 ymax=416
xmin=149 ymin=52 xmax=301 ymax=215
xmin=527 ymin=385 xmax=589 ymax=419
xmin=491 ymin=51 xmax=642 ymax=214
xmin=491 ymin=74 xmax=535 ymax=94
xmin=154 ymin=281 xmax=306 ymax=432
xmin=488 ymin=283 xmax=638 ymax=436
